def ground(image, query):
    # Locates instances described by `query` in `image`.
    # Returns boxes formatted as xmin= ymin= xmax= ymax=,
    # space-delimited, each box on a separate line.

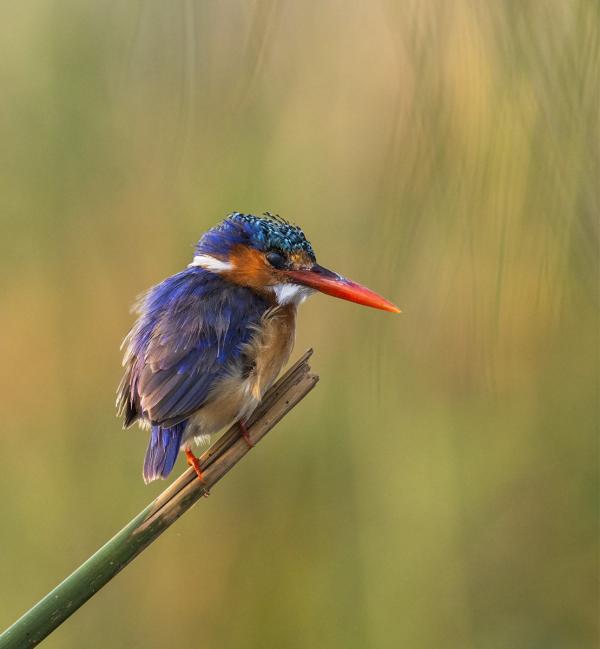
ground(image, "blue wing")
xmin=117 ymin=268 xmax=269 ymax=430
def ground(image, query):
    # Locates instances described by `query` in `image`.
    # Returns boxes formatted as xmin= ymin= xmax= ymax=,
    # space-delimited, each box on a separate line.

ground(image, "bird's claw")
xmin=239 ymin=420 xmax=254 ymax=448
xmin=185 ymin=448 xmax=207 ymax=484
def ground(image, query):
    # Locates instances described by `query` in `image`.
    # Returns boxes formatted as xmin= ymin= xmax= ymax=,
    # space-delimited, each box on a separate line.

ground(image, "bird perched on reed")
xmin=117 ymin=212 xmax=399 ymax=483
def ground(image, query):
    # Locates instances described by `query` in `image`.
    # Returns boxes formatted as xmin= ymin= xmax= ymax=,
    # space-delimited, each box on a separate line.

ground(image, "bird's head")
xmin=190 ymin=212 xmax=400 ymax=313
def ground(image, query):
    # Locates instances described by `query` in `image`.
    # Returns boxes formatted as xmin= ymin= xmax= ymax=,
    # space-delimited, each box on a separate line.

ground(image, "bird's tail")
xmin=143 ymin=422 xmax=186 ymax=483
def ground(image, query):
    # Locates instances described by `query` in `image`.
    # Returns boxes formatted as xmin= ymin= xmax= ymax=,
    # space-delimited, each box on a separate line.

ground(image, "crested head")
xmin=189 ymin=212 xmax=317 ymax=305
xmin=195 ymin=212 xmax=316 ymax=262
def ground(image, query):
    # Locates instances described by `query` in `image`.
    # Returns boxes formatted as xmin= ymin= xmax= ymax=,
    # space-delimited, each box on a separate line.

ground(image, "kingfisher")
xmin=117 ymin=212 xmax=399 ymax=483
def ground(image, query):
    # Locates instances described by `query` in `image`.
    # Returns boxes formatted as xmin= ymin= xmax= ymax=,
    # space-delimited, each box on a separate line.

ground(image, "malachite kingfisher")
xmin=117 ymin=212 xmax=400 ymax=483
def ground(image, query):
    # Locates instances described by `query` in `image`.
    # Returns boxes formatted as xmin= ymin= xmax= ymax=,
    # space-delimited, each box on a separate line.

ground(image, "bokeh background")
xmin=0 ymin=2 xmax=598 ymax=648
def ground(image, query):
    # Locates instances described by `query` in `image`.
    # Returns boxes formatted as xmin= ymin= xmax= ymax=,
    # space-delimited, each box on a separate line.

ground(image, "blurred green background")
xmin=0 ymin=2 xmax=598 ymax=648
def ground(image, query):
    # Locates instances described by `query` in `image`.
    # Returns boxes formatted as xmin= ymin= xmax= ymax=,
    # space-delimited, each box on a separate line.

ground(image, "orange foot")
xmin=239 ymin=420 xmax=254 ymax=448
xmin=185 ymin=448 xmax=207 ymax=486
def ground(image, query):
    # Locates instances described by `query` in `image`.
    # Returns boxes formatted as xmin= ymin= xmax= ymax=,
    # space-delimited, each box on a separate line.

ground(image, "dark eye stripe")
xmin=266 ymin=251 xmax=287 ymax=269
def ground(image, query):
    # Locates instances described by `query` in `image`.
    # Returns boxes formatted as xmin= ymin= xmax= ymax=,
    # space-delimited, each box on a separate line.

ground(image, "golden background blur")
xmin=0 ymin=2 xmax=598 ymax=648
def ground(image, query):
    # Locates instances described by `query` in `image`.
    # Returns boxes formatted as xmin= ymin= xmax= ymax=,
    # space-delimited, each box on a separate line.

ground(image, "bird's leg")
xmin=185 ymin=448 xmax=207 ymax=484
xmin=239 ymin=420 xmax=254 ymax=448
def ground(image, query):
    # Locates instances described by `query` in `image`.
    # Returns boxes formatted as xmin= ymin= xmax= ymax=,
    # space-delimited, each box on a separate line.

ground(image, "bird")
xmin=117 ymin=212 xmax=400 ymax=483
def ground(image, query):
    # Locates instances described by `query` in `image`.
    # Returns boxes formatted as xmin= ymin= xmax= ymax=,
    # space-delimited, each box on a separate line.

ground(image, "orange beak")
xmin=284 ymin=264 xmax=400 ymax=314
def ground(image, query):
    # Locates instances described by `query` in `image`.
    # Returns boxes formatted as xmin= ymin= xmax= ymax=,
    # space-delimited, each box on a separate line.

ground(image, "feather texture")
xmin=143 ymin=423 xmax=186 ymax=483
xmin=118 ymin=266 xmax=271 ymax=480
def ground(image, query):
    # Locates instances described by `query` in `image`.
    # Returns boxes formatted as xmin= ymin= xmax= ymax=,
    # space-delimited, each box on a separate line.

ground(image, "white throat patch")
xmin=188 ymin=254 xmax=234 ymax=273
xmin=272 ymin=283 xmax=313 ymax=306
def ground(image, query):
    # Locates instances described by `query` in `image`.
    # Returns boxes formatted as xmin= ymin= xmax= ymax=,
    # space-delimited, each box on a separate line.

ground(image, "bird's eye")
xmin=266 ymin=251 xmax=287 ymax=269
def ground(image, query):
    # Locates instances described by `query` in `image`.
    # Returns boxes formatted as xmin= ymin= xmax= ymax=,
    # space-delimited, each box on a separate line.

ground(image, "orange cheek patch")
xmin=227 ymin=245 xmax=275 ymax=288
